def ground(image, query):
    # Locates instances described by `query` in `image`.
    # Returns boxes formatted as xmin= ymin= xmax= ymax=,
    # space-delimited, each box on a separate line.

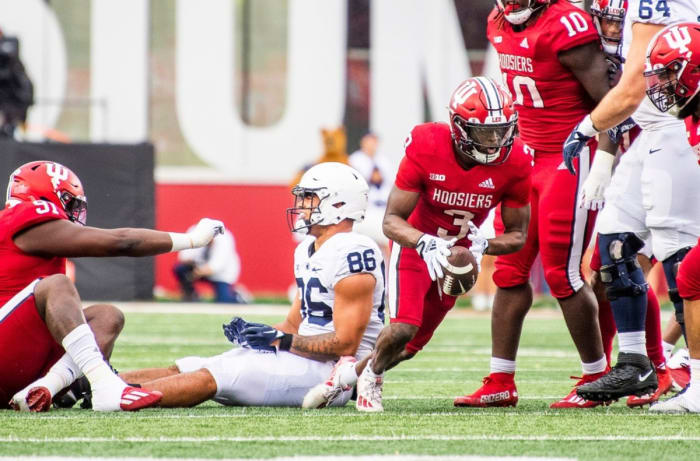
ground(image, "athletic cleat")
xmin=550 ymin=371 xmax=611 ymax=408
xmin=53 ymin=376 xmax=92 ymax=409
xmin=576 ymin=352 xmax=657 ymax=401
xmin=302 ymin=356 xmax=357 ymax=409
xmin=669 ymin=365 xmax=691 ymax=391
xmin=649 ymin=387 xmax=700 ymax=413
xmin=356 ymin=371 xmax=384 ymax=413
xmin=118 ymin=386 xmax=162 ymax=411
xmin=454 ymin=373 xmax=518 ymax=407
xmin=627 ymin=366 xmax=673 ymax=408
xmin=10 ymin=386 xmax=52 ymax=412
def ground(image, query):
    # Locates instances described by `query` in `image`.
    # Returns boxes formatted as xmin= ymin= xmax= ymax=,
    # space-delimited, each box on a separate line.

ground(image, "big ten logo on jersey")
xmin=451 ymin=80 xmax=478 ymax=109
xmin=46 ymin=163 xmax=68 ymax=190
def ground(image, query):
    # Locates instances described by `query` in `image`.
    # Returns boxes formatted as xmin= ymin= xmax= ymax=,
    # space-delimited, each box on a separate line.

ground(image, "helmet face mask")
xmin=496 ymin=0 xmax=548 ymax=25
xmin=644 ymin=60 xmax=687 ymax=112
xmin=449 ymin=77 xmax=518 ymax=166
xmin=286 ymin=162 xmax=369 ymax=235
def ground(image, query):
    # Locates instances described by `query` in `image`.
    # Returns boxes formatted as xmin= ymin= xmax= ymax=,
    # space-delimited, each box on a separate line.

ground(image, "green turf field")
xmin=2 ymin=309 xmax=698 ymax=460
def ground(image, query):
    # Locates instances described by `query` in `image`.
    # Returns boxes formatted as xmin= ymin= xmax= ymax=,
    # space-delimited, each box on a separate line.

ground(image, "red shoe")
xmin=119 ymin=387 xmax=162 ymax=411
xmin=454 ymin=373 xmax=518 ymax=407
xmin=550 ymin=371 xmax=610 ymax=409
xmin=9 ymin=386 xmax=52 ymax=412
xmin=627 ymin=366 xmax=673 ymax=407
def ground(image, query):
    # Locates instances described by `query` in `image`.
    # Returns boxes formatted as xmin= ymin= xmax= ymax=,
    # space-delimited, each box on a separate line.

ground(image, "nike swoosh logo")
xmin=639 ymin=369 xmax=653 ymax=381
xmin=649 ymin=148 xmax=661 ymax=154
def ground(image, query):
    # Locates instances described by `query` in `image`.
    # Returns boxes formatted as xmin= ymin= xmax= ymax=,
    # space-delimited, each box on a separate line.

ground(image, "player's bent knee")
xmin=662 ymin=247 xmax=692 ymax=305
xmin=598 ymin=233 xmax=648 ymax=300
xmin=84 ymin=304 xmax=125 ymax=334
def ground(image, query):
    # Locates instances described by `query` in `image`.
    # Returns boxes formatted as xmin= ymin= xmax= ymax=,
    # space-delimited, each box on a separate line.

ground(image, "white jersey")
xmin=622 ymin=0 xmax=700 ymax=131
xmin=294 ymin=232 xmax=385 ymax=359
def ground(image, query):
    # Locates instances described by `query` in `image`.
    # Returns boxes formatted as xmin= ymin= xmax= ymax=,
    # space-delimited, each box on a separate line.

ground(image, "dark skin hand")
xmin=14 ymin=219 xmax=173 ymax=258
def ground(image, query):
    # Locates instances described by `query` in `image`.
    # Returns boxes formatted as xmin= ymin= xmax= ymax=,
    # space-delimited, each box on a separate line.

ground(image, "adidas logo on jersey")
xmin=520 ymin=38 xmax=529 ymax=49
xmin=494 ymin=36 xmax=503 ymax=44
xmin=478 ymin=178 xmax=495 ymax=189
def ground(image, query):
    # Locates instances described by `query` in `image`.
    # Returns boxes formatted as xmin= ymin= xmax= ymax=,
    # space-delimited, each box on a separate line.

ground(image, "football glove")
xmin=416 ymin=233 xmax=455 ymax=281
xmin=580 ymin=150 xmax=615 ymax=211
xmin=222 ymin=317 xmax=266 ymax=347
xmin=467 ymin=221 xmax=488 ymax=271
xmin=606 ymin=117 xmax=636 ymax=145
xmin=563 ymin=115 xmax=599 ymax=175
xmin=240 ymin=323 xmax=289 ymax=353
xmin=170 ymin=218 xmax=224 ymax=251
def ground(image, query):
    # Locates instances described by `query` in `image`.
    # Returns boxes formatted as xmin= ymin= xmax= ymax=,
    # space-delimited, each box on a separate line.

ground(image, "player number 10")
xmin=560 ymin=12 xmax=589 ymax=37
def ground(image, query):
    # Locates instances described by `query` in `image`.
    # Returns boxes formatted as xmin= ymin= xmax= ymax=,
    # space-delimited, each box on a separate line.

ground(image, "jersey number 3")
xmin=437 ymin=209 xmax=475 ymax=241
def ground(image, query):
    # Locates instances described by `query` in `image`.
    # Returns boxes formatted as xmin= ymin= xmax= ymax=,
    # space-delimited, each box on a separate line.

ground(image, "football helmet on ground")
xmin=5 ymin=160 xmax=87 ymax=225
xmin=590 ymin=0 xmax=627 ymax=55
xmin=449 ymin=76 xmax=518 ymax=166
xmin=287 ymin=162 xmax=369 ymax=234
xmin=644 ymin=22 xmax=700 ymax=114
xmin=495 ymin=0 xmax=550 ymax=25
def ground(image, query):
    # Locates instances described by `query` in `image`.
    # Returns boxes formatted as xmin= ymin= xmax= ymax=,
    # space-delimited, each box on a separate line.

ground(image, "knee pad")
xmin=662 ymin=247 xmax=692 ymax=323
xmin=598 ymin=233 xmax=648 ymax=301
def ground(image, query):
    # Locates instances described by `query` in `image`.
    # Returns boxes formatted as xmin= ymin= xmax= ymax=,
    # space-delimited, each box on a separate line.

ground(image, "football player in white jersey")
xmin=562 ymin=0 xmax=700 ymax=401
xmin=118 ymin=162 xmax=385 ymax=407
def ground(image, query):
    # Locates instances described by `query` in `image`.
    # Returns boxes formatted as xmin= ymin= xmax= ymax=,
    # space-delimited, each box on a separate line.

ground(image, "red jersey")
xmin=487 ymin=2 xmax=599 ymax=157
xmin=685 ymin=115 xmax=700 ymax=165
xmin=395 ymin=122 xmax=532 ymax=247
xmin=0 ymin=200 xmax=68 ymax=304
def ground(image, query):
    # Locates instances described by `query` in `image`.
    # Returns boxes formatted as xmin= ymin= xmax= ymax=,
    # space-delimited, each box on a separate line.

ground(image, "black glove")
xmin=222 ymin=317 xmax=266 ymax=347
xmin=240 ymin=323 xmax=292 ymax=353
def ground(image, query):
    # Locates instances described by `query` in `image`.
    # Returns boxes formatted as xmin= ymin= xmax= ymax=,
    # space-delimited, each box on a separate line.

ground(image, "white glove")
xmin=580 ymin=150 xmax=615 ymax=211
xmin=170 ymin=218 xmax=224 ymax=251
xmin=467 ymin=221 xmax=488 ymax=271
xmin=416 ymin=234 xmax=455 ymax=281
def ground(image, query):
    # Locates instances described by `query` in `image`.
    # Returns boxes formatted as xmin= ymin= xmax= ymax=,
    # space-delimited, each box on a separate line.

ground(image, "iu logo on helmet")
xmin=46 ymin=163 xmax=69 ymax=190
xmin=664 ymin=26 xmax=692 ymax=54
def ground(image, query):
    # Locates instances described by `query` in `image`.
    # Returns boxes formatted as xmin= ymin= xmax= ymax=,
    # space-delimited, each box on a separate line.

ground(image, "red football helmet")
xmin=5 ymin=160 xmax=87 ymax=225
xmin=590 ymin=0 xmax=627 ymax=55
xmin=644 ymin=23 xmax=700 ymax=114
xmin=496 ymin=0 xmax=551 ymax=25
xmin=449 ymin=76 xmax=518 ymax=165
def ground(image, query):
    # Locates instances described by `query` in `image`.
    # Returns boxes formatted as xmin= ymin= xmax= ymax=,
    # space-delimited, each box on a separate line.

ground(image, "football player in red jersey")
xmin=461 ymin=0 xmax=612 ymax=409
xmin=644 ymin=22 xmax=700 ymax=413
xmin=319 ymin=76 xmax=533 ymax=412
xmin=0 ymin=160 xmax=223 ymax=412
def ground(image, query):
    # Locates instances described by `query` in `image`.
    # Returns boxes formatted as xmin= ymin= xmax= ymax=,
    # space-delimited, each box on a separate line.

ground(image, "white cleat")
xmin=302 ymin=356 xmax=357 ymax=409
xmin=356 ymin=371 xmax=384 ymax=413
xmin=10 ymin=386 xmax=52 ymax=412
xmin=649 ymin=390 xmax=700 ymax=414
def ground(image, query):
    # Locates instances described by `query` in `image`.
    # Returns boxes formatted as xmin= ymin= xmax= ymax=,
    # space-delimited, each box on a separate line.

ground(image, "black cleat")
xmin=576 ymin=352 xmax=658 ymax=402
xmin=53 ymin=376 xmax=91 ymax=409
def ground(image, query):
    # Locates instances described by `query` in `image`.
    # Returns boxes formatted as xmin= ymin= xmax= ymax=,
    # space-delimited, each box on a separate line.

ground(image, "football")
xmin=439 ymin=246 xmax=479 ymax=296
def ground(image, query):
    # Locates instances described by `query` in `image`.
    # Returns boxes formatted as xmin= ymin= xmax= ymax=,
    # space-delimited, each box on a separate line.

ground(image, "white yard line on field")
xmin=0 ymin=435 xmax=697 ymax=443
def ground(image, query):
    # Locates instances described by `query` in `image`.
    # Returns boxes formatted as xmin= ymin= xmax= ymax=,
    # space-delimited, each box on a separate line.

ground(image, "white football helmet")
xmin=287 ymin=162 xmax=369 ymax=234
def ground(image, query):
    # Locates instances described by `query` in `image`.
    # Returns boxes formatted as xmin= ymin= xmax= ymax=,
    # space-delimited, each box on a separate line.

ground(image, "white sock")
xmin=62 ymin=324 xmax=123 ymax=391
xmin=37 ymin=353 xmax=81 ymax=396
xmin=686 ymin=359 xmax=700 ymax=399
xmin=490 ymin=357 xmax=516 ymax=374
xmin=339 ymin=363 xmax=359 ymax=388
xmin=618 ymin=331 xmax=647 ymax=355
xmin=364 ymin=359 xmax=383 ymax=378
xmin=662 ymin=341 xmax=675 ymax=359
xmin=581 ymin=356 xmax=607 ymax=375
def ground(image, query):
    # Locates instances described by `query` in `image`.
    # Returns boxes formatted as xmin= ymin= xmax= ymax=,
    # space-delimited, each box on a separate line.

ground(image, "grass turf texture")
xmin=2 ymin=310 xmax=698 ymax=460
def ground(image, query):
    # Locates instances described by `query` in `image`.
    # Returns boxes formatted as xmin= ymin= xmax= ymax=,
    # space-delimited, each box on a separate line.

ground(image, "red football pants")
xmin=677 ymin=239 xmax=700 ymax=301
xmin=387 ymin=243 xmax=457 ymax=354
xmin=494 ymin=153 xmax=597 ymax=299
xmin=0 ymin=280 xmax=65 ymax=408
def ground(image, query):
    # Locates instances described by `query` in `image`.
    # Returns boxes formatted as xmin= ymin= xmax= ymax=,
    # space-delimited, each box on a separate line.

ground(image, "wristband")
xmin=169 ymin=232 xmax=193 ymax=252
xmin=578 ymin=115 xmax=600 ymax=137
xmin=278 ymin=333 xmax=293 ymax=351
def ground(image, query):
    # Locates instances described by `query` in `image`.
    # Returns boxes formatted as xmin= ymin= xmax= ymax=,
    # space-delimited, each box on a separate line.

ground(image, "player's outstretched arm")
xmin=482 ymin=204 xmax=529 ymax=256
xmin=287 ymin=273 xmax=375 ymax=362
xmin=14 ymin=217 xmax=223 ymax=258
xmin=588 ymin=23 xmax=664 ymax=131
xmin=382 ymin=186 xmax=422 ymax=247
